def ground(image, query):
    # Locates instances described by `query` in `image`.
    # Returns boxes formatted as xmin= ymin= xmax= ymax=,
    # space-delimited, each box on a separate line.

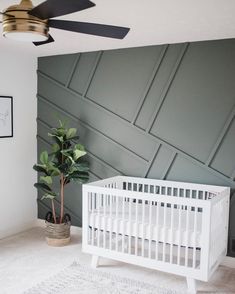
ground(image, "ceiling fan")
xmin=0 ymin=0 xmax=130 ymax=46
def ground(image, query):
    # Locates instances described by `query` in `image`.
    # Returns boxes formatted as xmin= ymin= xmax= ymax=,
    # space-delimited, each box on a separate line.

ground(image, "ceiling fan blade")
xmin=49 ymin=20 xmax=130 ymax=39
xmin=33 ymin=34 xmax=55 ymax=46
xmin=28 ymin=0 xmax=95 ymax=20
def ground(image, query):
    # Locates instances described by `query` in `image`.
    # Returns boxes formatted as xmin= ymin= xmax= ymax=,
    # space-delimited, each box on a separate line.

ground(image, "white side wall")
xmin=0 ymin=45 xmax=37 ymax=239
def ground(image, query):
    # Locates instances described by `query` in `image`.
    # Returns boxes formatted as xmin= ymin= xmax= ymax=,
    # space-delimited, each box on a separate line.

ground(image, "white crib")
xmin=82 ymin=176 xmax=230 ymax=293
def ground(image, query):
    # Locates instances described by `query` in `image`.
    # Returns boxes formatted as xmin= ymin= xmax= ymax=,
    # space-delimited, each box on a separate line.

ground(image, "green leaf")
xmin=64 ymin=135 xmax=80 ymax=142
xmin=74 ymin=149 xmax=86 ymax=161
xmin=40 ymin=176 xmax=52 ymax=185
xmin=77 ymin=172 xmax=89 ymax=179
xmin=47 ymin=164 xmax=61 ymax=176
xmin=40 ymin=151 xmax=48 ymax=164
xmin=66 ymin=128 xmax=77 ymax=139
xmin=58 ymin=119 xmax=64 ymax=127
xmin=66 ymin=165 xmax=77 ymax=175
xmin=72 ymin=177 xmax=89 ymax=184
xmin=67 ymin=156 xmax=75 ymax=164
xmin=60 ymin=150 xmax=75 ymax=164
xmin=41 ymin=193 xmax=56 ymax=200
xmin=33 ymin=164 xmax=47 ymax=173
xmin=52 ymin=127 xmax=66 ymax=137
xmin=58 ymin=119 xmax=67 ymax=128
xmin=73 ymin=144 xmax=86 ymax=160
xmin=50 ymin=170 xmax=60 ymax=176
xmin=68 ymin=171 xmax=89 ymax=182
xmin=52 ymin=143 xmax=60 ymax=153
xmin=48 ymin=133 xmax=63 ymax=143
xmin=34 ymin=182 xmax=52 ymax=192
xmin=58 ymin=163 xmax=69 ymax=173
xmin=74 ymin=162 xmax=89 ymax=172
xmin=75 ymin=144 xmax=85 ymax=151
xmin=61 ymin=148 xmax=73 ymax=153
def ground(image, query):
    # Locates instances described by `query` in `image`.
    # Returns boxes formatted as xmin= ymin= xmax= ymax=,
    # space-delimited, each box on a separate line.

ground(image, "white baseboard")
xmin=0 ymin=220 xmax=37 ymax=240
xmin=36 ymin=218 xmax=82 ymax=234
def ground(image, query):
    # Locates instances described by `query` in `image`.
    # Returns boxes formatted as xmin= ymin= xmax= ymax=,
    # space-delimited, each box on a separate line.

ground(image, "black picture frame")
xmin=0 ymin=96 xmax=13 ymax=138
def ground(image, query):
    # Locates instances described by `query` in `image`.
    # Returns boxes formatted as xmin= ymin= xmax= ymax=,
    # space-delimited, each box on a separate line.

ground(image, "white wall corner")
xmin=0 ymin=44 xmax=38 ymax=239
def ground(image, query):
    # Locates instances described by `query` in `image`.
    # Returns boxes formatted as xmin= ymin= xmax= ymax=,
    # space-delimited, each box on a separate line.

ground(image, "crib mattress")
xmin=89 ymin=204 xmax=202 ymax=247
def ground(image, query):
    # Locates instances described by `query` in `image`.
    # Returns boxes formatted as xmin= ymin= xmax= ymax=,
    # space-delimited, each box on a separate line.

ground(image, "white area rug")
xmin=23 ymin=262 xmax=180 ymax=294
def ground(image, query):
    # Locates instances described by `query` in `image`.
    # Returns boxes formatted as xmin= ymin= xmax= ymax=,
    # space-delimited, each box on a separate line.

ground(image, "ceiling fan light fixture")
xmin=2 ymin=0 xmax=49 ymax=42
xmin=3 ymin=31 xmax=48 ymax=42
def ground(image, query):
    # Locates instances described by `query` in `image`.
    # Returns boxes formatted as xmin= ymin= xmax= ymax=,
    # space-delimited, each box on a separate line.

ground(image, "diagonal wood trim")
xmin=37 ymin=68 xmax=235 ymax=187
xmin=131 ymin=45 xmax=168 ymax=125
xmin=143 ymin=144 xmax=161 ymax=177
xmin=149 ymin=133 xmax=235 ymax=187
xmin=84 ymin=94 xmax=133 ymax=123
xmin=37 ymin=94 xmax=149 ymax=163
xmin=206 ymin=105 xmax=235 ymax=166
xmin=82 ymin=51 xmax=103 ymax=97
xmin=65 ymin=54 xmax=81 ymax=88
xmin=146 ymin=43 xmax=189 ymax=133
xmin=162 ymin=152 xmax=177 ymax=180
xmin=37 ymin=132 xmax=122 ymax=176
xmin=38 ymin=70 xmax=146 ymax=127
xmin=231 ymin=169 xmax=235 ymax=181
xmin=38 ymin=69 xmax=134 ymax=124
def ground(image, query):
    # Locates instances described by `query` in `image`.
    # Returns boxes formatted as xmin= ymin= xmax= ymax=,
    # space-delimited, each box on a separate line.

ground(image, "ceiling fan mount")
xmin=1 ymin=0 xmax=130 ymax=46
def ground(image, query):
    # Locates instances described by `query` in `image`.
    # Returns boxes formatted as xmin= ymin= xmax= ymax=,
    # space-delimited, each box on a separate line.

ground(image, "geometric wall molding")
xmin=37 ymin=38 xmax=235 ymax=255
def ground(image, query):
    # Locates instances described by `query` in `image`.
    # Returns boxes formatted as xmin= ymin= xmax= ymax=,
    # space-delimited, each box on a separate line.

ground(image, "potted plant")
xmin=33 ymin=120 xmax=89 ymax=246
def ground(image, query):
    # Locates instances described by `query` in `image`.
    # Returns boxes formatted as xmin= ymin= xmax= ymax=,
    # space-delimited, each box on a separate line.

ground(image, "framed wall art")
xmin=0 ymin=96 xmax=13 ymax=138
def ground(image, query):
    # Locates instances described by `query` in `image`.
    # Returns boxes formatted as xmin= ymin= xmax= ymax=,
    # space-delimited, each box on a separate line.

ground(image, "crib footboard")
xmin=82 ymin=176 xmax=230 ymax=283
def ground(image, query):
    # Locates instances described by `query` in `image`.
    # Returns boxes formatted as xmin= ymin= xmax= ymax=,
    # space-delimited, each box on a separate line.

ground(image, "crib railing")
xmin=208 ymin=190 xmax=230 ymax=276
xmin=83 ymin=176 xmax=230 ymax=282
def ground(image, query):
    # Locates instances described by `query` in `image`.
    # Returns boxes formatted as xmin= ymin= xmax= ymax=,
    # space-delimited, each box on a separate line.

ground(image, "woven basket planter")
xmin=45 ymin=221 xmax=71 ymax=246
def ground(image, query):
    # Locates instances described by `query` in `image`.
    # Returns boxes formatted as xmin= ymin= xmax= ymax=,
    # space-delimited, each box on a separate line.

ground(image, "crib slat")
xmin=135 ymin=198 xmax=138 ymax=256
xmin=148 ymin=200 xmax=152 ymax=258
xmin=129 ymin=183 xmax=133 ymax=255
xmin=193 ymin=204 xmax=198 ymax=268
xmin=88 ymin=192 xmax=91 ymax=243
xmin=141 ymin=199 xmax=145 ymax=257
xmin=97 ymin=193 xmax=101 ymax=247
xmin=109 ymin=190 xmax=113 ymax=250
xmin=185 ymin=202 xmax=190 ymax=267
xmin=203 ymin=191 xmax=206 ymax=200
xmin=128 ymin=199 xmax=132 ymax=254
xmin=103 ymin=193 xmax=107 ymax=249
xmin=162 ymin=202 xmax=167 ymax=262
xmin=122 ymin=196 xmax=125 ymax=253
xmin=177 ymin=202 xmax=182 ymax=265
xmin=91 ymin=192 xmax=95 ymax=246
xmin=155 ymin=200 xmax=160 ymax=260
xmin=170 ymin=203 xmax=174 ymax=264
xmin=115 ymin=195 xmax=119 ymax=251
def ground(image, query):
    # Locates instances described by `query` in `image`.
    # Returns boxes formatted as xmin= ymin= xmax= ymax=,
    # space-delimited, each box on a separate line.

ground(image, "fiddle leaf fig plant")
xmin=33 ymin=120 xmax=89 ymax=224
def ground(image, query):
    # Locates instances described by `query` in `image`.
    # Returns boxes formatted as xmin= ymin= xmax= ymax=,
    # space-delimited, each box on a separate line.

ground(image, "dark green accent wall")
xmin=37 ymin=39 xmax=235 ymax=256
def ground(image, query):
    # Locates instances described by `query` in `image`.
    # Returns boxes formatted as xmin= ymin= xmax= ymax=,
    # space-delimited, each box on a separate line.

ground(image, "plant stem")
xmin=60 ymin=140 xmax=64 ymax=224
xmin=60 ymin=173 xmax=64 ymax=224
xmin=51 ymin=199 xmax=57 ymax=224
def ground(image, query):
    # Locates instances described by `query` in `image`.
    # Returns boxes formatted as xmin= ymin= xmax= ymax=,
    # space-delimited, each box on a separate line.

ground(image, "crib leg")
xmin=186 ymin=277 xmax=197 ymax=294
xmin=91 ymin=255 xmax=99 ymax=268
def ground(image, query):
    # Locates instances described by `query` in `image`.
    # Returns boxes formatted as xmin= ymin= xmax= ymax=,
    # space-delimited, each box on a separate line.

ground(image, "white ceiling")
xmin=0 ymin=0 xmax=235 ymax=57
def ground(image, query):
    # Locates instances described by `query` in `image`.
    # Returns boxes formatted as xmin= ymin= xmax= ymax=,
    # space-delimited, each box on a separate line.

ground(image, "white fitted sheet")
xmin=89 ymin=203 xmax=202 ymax=247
